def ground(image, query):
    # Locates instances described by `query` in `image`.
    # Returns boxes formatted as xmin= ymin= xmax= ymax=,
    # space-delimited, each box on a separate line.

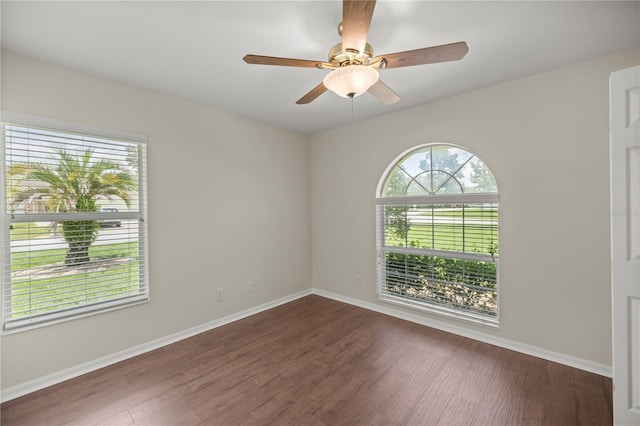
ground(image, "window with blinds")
xmin=376 ymin=144 xmax=499 ymax=326
xmin=2 ymin=119 xmax=148 ymax=332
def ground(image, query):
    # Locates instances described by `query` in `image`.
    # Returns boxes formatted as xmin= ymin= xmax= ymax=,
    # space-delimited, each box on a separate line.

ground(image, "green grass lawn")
xmin=386 ymin=222 xmax=498 ymax=255
xmin=10 ymin=241 xmax=138 ymax=270
xmin=384 ymin=204 xmax=498 ymax=255
xmin=418 ymin=206 xmax=498 ymax=219
xmin=9 ymin=222 xmax=54 ymax=241
xmin=8 ymin=242 xmax=142 ymax=319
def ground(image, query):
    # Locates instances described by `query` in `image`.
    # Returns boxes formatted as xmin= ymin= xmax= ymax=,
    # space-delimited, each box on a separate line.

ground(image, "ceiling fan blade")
xmin=243 ymin=54 xmax=322 ymax=68
xmin=341 ymin=0 xmax=376 ymax=55
xmin=379 ymin=41 xmax=469 ymax=69
xmin=296 ymin=82 xmax=328 ymax=104
xmin=368 ymin=80 xmax=400 ymax=105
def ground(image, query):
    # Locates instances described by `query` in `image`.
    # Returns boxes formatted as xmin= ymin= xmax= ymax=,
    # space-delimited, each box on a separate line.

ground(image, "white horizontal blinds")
xmin=5 ymin=125 xmax=141 ymax=212
xmin=376 ymin=144 xmax=499 ymax=324
xmin=382 ymin=203 xmax=498 ymax=257
xmin=378 ymin=202 xmax=498 ymax=318
xmin=3 ymin=122 xmax=148 ymax=331
xmin=382 ymin=251 xmax=498 ymax=317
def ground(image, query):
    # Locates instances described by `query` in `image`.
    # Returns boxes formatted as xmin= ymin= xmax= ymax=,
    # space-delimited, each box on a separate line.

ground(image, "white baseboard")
xmin=1 ymin=289 xmax=312 ymax=403
xmin=311 ymin=288 xmax=612 ymax=378
xmin=1 ymin=287 xmax=610 ymax=403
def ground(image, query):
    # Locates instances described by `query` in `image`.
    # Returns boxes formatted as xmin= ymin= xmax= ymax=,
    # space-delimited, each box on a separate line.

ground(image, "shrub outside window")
xmin=376 ymin=144 xmax=499 ymax=326
xmin=2 ymin=117 xmax=148 ymax=332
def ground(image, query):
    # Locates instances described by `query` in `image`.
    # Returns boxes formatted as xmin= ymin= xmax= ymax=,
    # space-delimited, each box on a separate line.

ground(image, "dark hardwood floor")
xmin=1 ymin=295 xmax=612 ymax=425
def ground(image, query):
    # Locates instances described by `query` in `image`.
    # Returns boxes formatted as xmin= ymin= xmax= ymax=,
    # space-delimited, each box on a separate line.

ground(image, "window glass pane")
xmin=398 ymin=149 xmax=431 ymax=177
xmin=452 ymin=156 xmax=498 ymax=193
xmin=7 ymin=220 xmax=143 ymax=322
xmin=431 ymin=171 xmax=463 ymax=194
xmin=5 ymin=125 xmax=140 ymax=215
xmin=383 ymin=204 xmax=498 ymax=256
xmin=384 ymin=206 xmax=410 ymax=247
xmin=406 ymin=177 xmax=430 ymax=196
xmin=382 ymin=145 xmax=496 ymax=198
xmin=431 ymin=145 xmax=472 ymax=175
xmin=383 ymin=166 xmax=412 ymax=196
xmin=384 ymin=252 xmax=497 ymax=317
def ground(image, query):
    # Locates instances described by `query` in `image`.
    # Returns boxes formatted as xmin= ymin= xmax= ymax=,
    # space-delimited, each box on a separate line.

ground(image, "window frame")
xmin=376 ymin=143 xmax=499 ymax=327
xmin=1 ymin=111 xmax=149 ymax=333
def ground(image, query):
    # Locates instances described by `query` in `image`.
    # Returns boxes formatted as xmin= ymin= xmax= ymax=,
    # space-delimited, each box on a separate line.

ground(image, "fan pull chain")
xmin=351 ymin=96 xmax=354 ymax=121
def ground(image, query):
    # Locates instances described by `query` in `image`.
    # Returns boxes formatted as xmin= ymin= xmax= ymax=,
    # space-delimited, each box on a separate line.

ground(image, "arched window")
xmin=376 ymin=144 xmax=499 ymax=326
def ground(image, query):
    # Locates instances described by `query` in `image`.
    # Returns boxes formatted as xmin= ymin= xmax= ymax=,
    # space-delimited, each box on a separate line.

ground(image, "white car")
xmin=99 ymin=207 xmax=121 ymax=227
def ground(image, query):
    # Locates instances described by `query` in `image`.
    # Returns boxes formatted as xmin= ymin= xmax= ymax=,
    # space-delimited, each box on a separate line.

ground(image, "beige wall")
xmin=310 ymin=49 xmax=640 ymax=367
xmin=0 ymin=51 xmax=311 ymax=389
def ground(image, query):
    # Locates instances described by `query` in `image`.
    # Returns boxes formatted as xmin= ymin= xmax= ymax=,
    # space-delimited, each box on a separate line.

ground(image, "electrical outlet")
xmin=247 ymin=281 xmax=255 ymax=292
xmin=216 ymin=288 xmax=224 ymax=301
xmin=355 ymin=275 xmax=361 ymax=286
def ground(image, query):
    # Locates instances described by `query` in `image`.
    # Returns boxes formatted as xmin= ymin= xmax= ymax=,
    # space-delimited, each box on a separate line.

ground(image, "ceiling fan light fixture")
xmin=244 ymin=1 xmax=469 ymax=105
xmin=323 ymin=65 xmax=379 ymax=99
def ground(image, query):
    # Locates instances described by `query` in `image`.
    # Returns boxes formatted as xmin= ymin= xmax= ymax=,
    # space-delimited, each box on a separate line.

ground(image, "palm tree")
xmin=9 ymin=149 xmax=136 ymax=265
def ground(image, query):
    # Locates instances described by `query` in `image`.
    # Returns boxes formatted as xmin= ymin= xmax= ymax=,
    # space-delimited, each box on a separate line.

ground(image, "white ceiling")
xmin=2 ymin=1 xmax=639 ymax=134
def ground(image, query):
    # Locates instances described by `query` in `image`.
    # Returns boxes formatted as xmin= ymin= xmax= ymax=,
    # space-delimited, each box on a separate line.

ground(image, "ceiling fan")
xmin=243 ymin=0 xmax=469 ymax=105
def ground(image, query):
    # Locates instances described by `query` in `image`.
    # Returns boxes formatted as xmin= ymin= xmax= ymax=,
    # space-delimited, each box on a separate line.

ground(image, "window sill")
xmin=3 ymin=296 xmax=149 ymax=335
xmin=378 ymin=293 xmax=500 ymax=329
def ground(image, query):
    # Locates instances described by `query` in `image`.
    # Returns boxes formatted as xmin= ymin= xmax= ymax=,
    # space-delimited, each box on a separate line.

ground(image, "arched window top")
xmin=380 ymin=144 xmax=497 ymax=197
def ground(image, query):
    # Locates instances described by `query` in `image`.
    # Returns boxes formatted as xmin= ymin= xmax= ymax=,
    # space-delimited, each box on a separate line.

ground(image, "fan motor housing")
xmin=328 ymin=42 xmax=374 ymax=66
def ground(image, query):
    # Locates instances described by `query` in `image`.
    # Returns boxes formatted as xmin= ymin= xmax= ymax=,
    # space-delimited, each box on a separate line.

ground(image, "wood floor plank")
xmin=1 ymin=295 xmax=613 ymax=425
